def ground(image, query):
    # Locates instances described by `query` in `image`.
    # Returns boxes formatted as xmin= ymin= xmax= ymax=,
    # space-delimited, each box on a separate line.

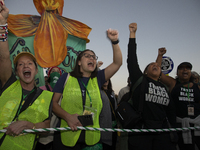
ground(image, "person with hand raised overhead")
xmin=0 ymin=1 xmax=53 ymax=150
xmin=127 ymin=22 xmax=177 ymax=150
xmin=52 ymin=28 xmax=122 ymax=149
xmin=156 ymin=48 xmax=200 ymax=150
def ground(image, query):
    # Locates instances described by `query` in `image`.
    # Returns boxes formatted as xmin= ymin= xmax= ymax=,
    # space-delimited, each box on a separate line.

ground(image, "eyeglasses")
xmin=83 ymin=53 xmax=98 ymax=60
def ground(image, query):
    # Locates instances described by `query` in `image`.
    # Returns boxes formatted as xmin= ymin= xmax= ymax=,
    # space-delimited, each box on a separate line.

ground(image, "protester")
xmin=52 ymin=28 xmax=122 ymax=149
xmin=115 ymin=77 xmax=131 ymax=150
xmin=117 ymin=77 xmax=131 ymax=104
xmin=100 ymin=79 xmax=118 ymax=150
xmin=40 ymin=66 xmax=62 ymax=91
xmin=156 ymin=48 xmax=200 ymax=150
xmin=127 ymin=22 xmax=177 ymax=150
xmin=0 ymin=2 xmax=53 ymax=149
xmin=44 ymin=76 xmax=49 ymax=85
xmin=191 ymin=71 xmax=200 ymax=85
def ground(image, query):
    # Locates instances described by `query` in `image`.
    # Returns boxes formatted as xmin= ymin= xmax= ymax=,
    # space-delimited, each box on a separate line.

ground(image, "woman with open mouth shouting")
xmin=0 ymin=1 xmax=53 ymax=150
xmin=52 ymin=28 xmax=122 ymax=150
xmin=156 ymin=48 xmax=200 ymax=150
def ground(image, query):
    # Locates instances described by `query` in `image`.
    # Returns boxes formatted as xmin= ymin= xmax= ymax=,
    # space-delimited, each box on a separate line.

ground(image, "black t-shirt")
xmin=171 ymin=81 xmax=200 ymax=119
xmin=127 ymin=38 xmax=176 ymax=128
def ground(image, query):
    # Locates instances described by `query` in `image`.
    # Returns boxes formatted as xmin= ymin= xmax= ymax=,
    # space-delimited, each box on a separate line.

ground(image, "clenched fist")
xmin=129 ymin=23 xmax=137 ymax=33
xmin=107 ymin=28 xmax=119 ymax=42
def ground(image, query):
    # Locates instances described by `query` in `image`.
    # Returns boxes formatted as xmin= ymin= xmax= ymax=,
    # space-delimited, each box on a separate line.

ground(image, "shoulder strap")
xmin=13 ymin=86 xmax=39 ymax=121
xmin=128 ymin=75 xmax=146 ymax=113
xmin=131 ymin=76 xmax=143 ymax=97
xmin=138 ymin=76 xmax=146 ymax=113
xmin=20 ymin=88 xmax=43 ymax=113
xmin=128 ymin=76 xmax=143 ymax=104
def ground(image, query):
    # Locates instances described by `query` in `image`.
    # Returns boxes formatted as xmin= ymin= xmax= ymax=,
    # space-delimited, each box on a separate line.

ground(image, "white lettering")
xmin=145 ymin=93 xmax=169 ymax=106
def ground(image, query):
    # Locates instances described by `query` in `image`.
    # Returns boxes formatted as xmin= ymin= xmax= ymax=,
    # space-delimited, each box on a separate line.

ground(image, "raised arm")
xmin=0 ymin=1 xmax=12 ymax=87
xmin=127 ymin=23 xmax=143 ymax=85
xmin=129 ymin=23 xmax=137 ymax=38
xmin=156 ymin=48 xmax=176 ymax=92
xmin=104 ymin=29 xmax=122 ymax=81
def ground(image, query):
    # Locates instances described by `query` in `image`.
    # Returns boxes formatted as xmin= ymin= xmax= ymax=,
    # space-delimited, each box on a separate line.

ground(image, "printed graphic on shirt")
xmin=179 ymin=87 xmax=194 ymax=102
xmin=146 ymin=82 xmax=169 ymax=106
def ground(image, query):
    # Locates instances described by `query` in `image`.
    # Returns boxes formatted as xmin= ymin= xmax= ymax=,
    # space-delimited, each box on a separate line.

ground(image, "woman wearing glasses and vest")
xmin=52 ymin=29 xmax=122 ymax=150
xmin=0 ymin=2 xmax=53 ymax=150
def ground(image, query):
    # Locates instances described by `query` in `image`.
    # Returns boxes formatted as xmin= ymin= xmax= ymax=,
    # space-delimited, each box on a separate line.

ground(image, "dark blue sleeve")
xmin=97 ymin=69 xmax=105 ymax=89
xmin=52 ymin=72 xmax=68 ymax=93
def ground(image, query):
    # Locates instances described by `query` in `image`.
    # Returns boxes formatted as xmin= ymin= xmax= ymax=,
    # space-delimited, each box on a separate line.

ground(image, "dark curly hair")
xmin=70 ymin=49 xmax=98 ymax=79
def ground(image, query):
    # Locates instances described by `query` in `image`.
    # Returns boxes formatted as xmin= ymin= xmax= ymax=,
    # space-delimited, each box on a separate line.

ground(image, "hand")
xmin=107 ymin=28 xmax=119 ymax=42
xmin=0 ymin=0 xmax=9 ymax=25
xmin=4 ymin=121 xmax=31 ymax=136
xmin=158 ymin=47 xmax=166 ymax=56
xmin=97 ymin=61 xmax=103 ymax=68
xmin=129 ymin=23 xmax=137 ymax=33
xmin=66 ymin=113 xmax=82 ymax=131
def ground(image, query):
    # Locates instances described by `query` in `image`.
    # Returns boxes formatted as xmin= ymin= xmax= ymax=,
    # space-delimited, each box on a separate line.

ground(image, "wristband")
xmin=111 ymin=39 xmax=119 ymax=45
xmin=0 ymin=23 xmax=7 ymax=27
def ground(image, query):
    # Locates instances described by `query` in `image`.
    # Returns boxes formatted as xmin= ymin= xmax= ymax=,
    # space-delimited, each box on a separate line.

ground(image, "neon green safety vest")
xmin=0 ymin=80 xmax=53 ymax=150
xmin=61 ymin=76 xmax=103 ymax=147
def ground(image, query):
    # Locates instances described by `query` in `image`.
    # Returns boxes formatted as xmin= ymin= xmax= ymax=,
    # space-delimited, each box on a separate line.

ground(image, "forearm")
xmin=17 ymin=120 xmax=50 ymax=130
xmin=129 ymin=31 xmax=136 ymax=38
xmin=52 ymin=101 xmax=70 ymax=122
xmin=156 ymin=54 xmax=163 ymax=67
xmin=104 ymin=43 xmax=122 ymax=81
xmin=0 ymin=40 xmax=9 ymax=59
xmin=112 ymin=43 xmax=122 ymax=67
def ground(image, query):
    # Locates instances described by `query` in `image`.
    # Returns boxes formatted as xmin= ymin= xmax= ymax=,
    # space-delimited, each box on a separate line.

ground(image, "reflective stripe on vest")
xmin=0 ymin=80 xmax=53 ymax=150
xmin=61 ymin=76 xmax=102 ymax=146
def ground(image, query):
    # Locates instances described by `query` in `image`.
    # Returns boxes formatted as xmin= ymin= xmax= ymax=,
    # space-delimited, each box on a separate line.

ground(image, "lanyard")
xmin=80 ymin=80 xmax=92 ymax=107
xmin=16 ymin=88 xmax=35 ymax=120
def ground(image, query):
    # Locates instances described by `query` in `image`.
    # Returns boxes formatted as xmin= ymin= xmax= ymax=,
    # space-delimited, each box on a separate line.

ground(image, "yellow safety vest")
xmin=60 ymin=76 xmax=102 ymax=147
xmin=0 ymin=80 xmax=53 ymax=150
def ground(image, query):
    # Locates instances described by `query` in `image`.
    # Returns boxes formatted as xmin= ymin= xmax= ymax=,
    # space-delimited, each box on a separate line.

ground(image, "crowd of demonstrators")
xmin=156 ymin=48 xmax=200 ymax=150
xmin=40 ymin=66 xmax=62 ymax=91
xmin=100 ymin=79 xmax=118 ymax=150
xmin=127 ymin=22 xmax=177 ymax=150
xmin=2 ymin=0 xmax=200 ymax=149
xmin=0 ymin=2 xmax=53 ymax=150
xmin=51 ymin=28 xmax=122 ymax=150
